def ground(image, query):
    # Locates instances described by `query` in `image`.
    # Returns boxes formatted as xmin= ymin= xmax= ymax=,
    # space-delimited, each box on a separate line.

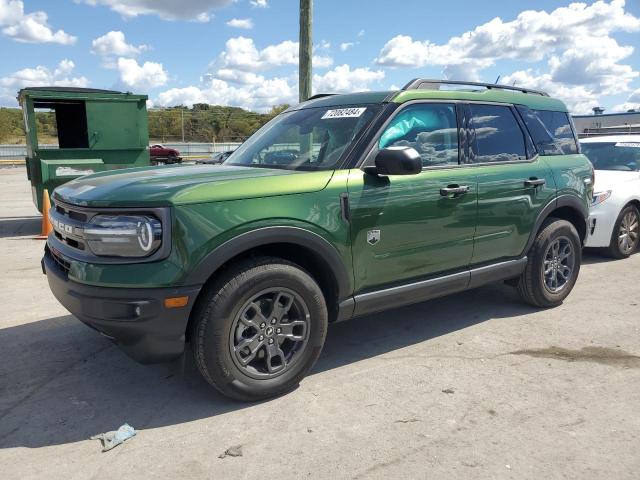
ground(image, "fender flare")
xmin=185 ymin=226 xmax=351 ymax=301
xmin=523 ymin=194 xmax=589 ymax=254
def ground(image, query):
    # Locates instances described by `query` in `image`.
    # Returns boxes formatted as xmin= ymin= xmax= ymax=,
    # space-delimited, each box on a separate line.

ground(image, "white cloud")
xmin=377 ymin=1 xmax=639 ymax=68
xmin=340 ymin=42 xmax=354 ymax=52
xmin=0 ymin=59 xmax=88 ymax=105
xmin=313 ymin=64 xmax=384 ymax=93
xmin=548 ymin=36 xmax=638 ymax=94
xmin=155 ymin=63 xmax=383 ymax=111
xmin=91 ymin=31 xmax=148 ymax=59
xmin=156 ymin=75 xmax=295 ymax=111
xmin=501 ymin=70 xmax=600 ymax=114
xmin=0 ymin=0 xmax=76 ymax=44
xmin=117 ymin=58 xmax=167 ymax=91
xmin=612 ymin=88 xmax=640 ymax=112
xmin=249 ymin=0 xmax=268 ymax=7
xmin=357 ymin=29 xmax=365 ymax=37
xmin=375 ymin=0 xmax=640 ymax=109
xmin=78 ymin=0 xmax=233 ymax=22
xmin=214 ymin=36 xmax=333 ymax=74
xmin=227 ymin=18 xmax=253 ymax=29
xmin=313 ymin=55 xmax=333 ymax=68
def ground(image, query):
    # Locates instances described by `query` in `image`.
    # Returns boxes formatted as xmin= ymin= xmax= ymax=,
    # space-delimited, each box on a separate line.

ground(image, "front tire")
xmin=605 ymin=204 xmax=639 ymax=259
xmin=191 ymin=257 xmax=328 ymax=401
xmin=517 ymin=218 xmax=581 ymax=308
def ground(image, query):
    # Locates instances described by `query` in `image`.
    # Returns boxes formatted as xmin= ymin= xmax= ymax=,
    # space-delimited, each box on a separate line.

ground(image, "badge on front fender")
xmin=367 ymin=229 xmax=380 ymax=245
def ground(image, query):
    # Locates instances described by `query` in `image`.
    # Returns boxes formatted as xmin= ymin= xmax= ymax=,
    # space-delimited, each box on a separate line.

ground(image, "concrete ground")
xmin=0 ymin=166 xmax=638 ymax=480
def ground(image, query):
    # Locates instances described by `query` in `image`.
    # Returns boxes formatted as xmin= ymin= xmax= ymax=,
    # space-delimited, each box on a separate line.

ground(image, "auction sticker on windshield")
xmin=322 ymin=107 xmax=367 ymax=119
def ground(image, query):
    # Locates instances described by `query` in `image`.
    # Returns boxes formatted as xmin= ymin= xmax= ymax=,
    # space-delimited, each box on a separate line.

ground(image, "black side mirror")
xmin=365 ymin=146 xmax=422 ymax=176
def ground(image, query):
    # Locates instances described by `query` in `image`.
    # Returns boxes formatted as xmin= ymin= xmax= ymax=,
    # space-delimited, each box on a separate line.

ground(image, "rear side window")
xmin=469 ymin=104 xmax=527 ymax=163
xmin=516 ymin=107 xmax=578 ymax=155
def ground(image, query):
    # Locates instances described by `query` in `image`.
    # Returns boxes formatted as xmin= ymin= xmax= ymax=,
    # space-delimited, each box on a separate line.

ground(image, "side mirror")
xmin=365 ymin=146 xmax=422 ymax=176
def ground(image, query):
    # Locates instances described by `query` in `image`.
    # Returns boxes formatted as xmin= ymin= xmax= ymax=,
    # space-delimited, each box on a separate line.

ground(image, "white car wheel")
xmin=607 ymin=205 xmax=640 ymax=259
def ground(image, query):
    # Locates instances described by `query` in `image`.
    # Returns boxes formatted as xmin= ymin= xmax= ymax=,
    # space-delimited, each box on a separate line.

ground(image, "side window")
xmin=469 ymin=104 xmax=527 ymax=163
xmin=378 ymin=103 xmax=459 ymax=167
xmin=516 ymin=107 xmax=578 ymax=155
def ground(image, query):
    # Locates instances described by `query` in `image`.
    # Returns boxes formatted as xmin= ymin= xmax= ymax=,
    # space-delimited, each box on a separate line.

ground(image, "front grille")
xmin=48 ymin=246 xmax=71 ymax=274
xmin=50 ymin=200 xmax=89 ymax=252
xmin=55 ymin=203 xmax=88 ymax=222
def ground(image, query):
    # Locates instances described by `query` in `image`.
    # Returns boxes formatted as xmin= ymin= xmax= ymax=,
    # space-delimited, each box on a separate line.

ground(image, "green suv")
xmin=43 ymin=79 xmax=593 ymax=400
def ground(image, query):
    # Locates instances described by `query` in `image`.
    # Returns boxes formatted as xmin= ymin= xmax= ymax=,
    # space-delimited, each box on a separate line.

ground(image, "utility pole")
xmin=299 ymin=0 xmax=312 ymax=102
xmin=181 ymin=108 xmax=185 ymax=143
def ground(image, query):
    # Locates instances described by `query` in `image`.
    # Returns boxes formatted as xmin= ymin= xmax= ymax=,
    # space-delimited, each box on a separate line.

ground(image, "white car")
xmin=581 ymin=135 xmax=640 ymax=258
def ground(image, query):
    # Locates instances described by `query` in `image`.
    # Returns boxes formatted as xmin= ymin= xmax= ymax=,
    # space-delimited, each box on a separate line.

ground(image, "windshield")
xmin=581 ymin=141 xmax=640 ymax=171
xmin=225 ymin=105 xmax=381 ymax=171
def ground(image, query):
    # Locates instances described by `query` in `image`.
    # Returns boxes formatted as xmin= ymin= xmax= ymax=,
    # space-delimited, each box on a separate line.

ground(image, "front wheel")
xmin=191 ymin=257 xmax=328 ymax=401
xmin=517 ymin=218 xmax=581 ymax=308
xmin=606 ymin=205 xmax=639 ymax=259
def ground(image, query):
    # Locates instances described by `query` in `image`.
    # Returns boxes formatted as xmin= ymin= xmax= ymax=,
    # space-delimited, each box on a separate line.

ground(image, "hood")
xmin=594 ymin=169 xmax=640 ymax=192
xmin=53 ymin=164 xmax=334 ymax=208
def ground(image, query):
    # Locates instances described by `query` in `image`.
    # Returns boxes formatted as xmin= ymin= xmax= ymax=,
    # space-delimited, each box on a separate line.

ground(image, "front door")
xmin=347 ymin=102 xmax=478 ymax=294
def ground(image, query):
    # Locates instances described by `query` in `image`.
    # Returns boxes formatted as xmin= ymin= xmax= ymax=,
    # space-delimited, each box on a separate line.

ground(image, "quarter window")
xmin=469 ymin=104 xmax=527 ymax=163
xmin=378 ymin=103 xmax=459 ymax=167
xmin=516 ymin=107 xmax=579 ymax=155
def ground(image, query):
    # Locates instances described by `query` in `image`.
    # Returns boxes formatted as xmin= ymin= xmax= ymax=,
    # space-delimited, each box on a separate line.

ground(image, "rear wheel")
xmin=517 ymin=218 xmax=581 ymax=308
xmin=605 ymin=205 xmax=639 ymax=259
xmin=191 ymin=257 xmax=328 ymax=401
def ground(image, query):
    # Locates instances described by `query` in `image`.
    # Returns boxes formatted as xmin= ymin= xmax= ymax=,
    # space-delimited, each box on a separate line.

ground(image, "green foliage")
xmin=0 ymin=103 xmax=290 ymax=144
xmin=0 ymin=108 xmax=27 ymax=143
xmin=148 ymin=104 xmax=288 ymax=143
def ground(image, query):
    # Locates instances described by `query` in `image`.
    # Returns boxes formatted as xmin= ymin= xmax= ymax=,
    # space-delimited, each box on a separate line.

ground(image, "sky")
xmin=1 ymin=0 xmax=639 ymax=114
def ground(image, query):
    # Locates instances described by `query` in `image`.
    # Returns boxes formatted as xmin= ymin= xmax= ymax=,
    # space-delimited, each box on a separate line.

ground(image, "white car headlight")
xmin=591 ymin=190 xmax=612 ymax=206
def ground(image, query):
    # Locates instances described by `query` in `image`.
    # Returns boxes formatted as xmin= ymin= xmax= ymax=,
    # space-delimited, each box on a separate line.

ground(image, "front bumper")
xmin=43 ymin=248 xmax=201 ymax=364
xmin=584 ymin=204 xmax=618 ymax=248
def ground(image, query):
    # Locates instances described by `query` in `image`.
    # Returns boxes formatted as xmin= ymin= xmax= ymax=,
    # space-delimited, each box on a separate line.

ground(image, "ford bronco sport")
xmin=43 ymin=79 xmax=593 ymax=401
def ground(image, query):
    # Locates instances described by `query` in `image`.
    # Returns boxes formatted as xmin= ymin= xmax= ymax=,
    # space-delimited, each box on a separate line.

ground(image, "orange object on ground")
xmin=36 ymin=189 xmax=53 ymax=240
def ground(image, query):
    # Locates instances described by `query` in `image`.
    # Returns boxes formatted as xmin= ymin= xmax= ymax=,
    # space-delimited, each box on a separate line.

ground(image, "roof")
xmin=573 ymin=111 xmax=640 ymax=118
xmin=294 ymin=88 xmax=567 ymax=112
xmin=393 ymin=89 xmax=568 ymax=112
xmin=580 ymin=134 xmax=640 ymax=143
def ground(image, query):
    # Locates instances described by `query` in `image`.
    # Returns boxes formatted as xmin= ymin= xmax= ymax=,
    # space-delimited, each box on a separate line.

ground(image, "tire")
xmin=191 ymin=257 xmax=328 ymax=401
xmin=517 ymin=218 xmax=581 ymax=308
xmin=605 ymin=204 xmax=640 ymax=259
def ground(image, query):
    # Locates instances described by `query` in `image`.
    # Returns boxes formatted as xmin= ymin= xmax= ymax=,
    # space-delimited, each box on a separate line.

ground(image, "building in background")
xmin=573 ymin=107 xmax=640 ymax=137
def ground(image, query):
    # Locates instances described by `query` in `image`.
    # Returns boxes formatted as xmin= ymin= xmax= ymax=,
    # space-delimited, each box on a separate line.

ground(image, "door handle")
xmin=440 ymin=185 xmax=470 ymax=196
xmin=524 ymin=177 xmax=546 ymax=187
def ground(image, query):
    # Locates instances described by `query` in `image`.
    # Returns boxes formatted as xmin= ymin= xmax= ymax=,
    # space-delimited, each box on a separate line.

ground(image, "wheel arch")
xmin=185 ymin=227 xmax=353 ymax=333
xmin=524 ymin=195 xmax=589 ymax=254
xmin=624 ymin=198 xmax=640 ymax=213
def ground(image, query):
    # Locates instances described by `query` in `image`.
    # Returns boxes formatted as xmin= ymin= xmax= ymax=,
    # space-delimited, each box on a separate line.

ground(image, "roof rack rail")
xmin=401 ymin=78 xmax=549 ymax=97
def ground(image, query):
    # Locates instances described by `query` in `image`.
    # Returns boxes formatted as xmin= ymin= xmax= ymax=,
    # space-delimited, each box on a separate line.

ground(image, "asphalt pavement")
xmin=0 ymin=166 xmax=638 ymax=480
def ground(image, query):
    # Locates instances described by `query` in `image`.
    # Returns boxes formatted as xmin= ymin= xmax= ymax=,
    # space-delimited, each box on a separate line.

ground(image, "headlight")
xmin=591 ymin=190 xmax=612 ymax=206
xmin=83 ymin=215 xmax=162 ymax=257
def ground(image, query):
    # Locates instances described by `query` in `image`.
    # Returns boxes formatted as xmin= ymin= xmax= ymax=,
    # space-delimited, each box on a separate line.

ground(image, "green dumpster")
xmin=18 ymin=87 xmax=151 ymax=212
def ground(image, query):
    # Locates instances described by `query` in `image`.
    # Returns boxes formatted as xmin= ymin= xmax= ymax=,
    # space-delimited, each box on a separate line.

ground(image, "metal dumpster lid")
xmin=20 ymin=87 xmax=124 ymax=94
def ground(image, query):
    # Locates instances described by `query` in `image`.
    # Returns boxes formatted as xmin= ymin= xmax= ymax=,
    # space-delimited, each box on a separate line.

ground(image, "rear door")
xmin=467 ymin=103 xmax=556 ymax=265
